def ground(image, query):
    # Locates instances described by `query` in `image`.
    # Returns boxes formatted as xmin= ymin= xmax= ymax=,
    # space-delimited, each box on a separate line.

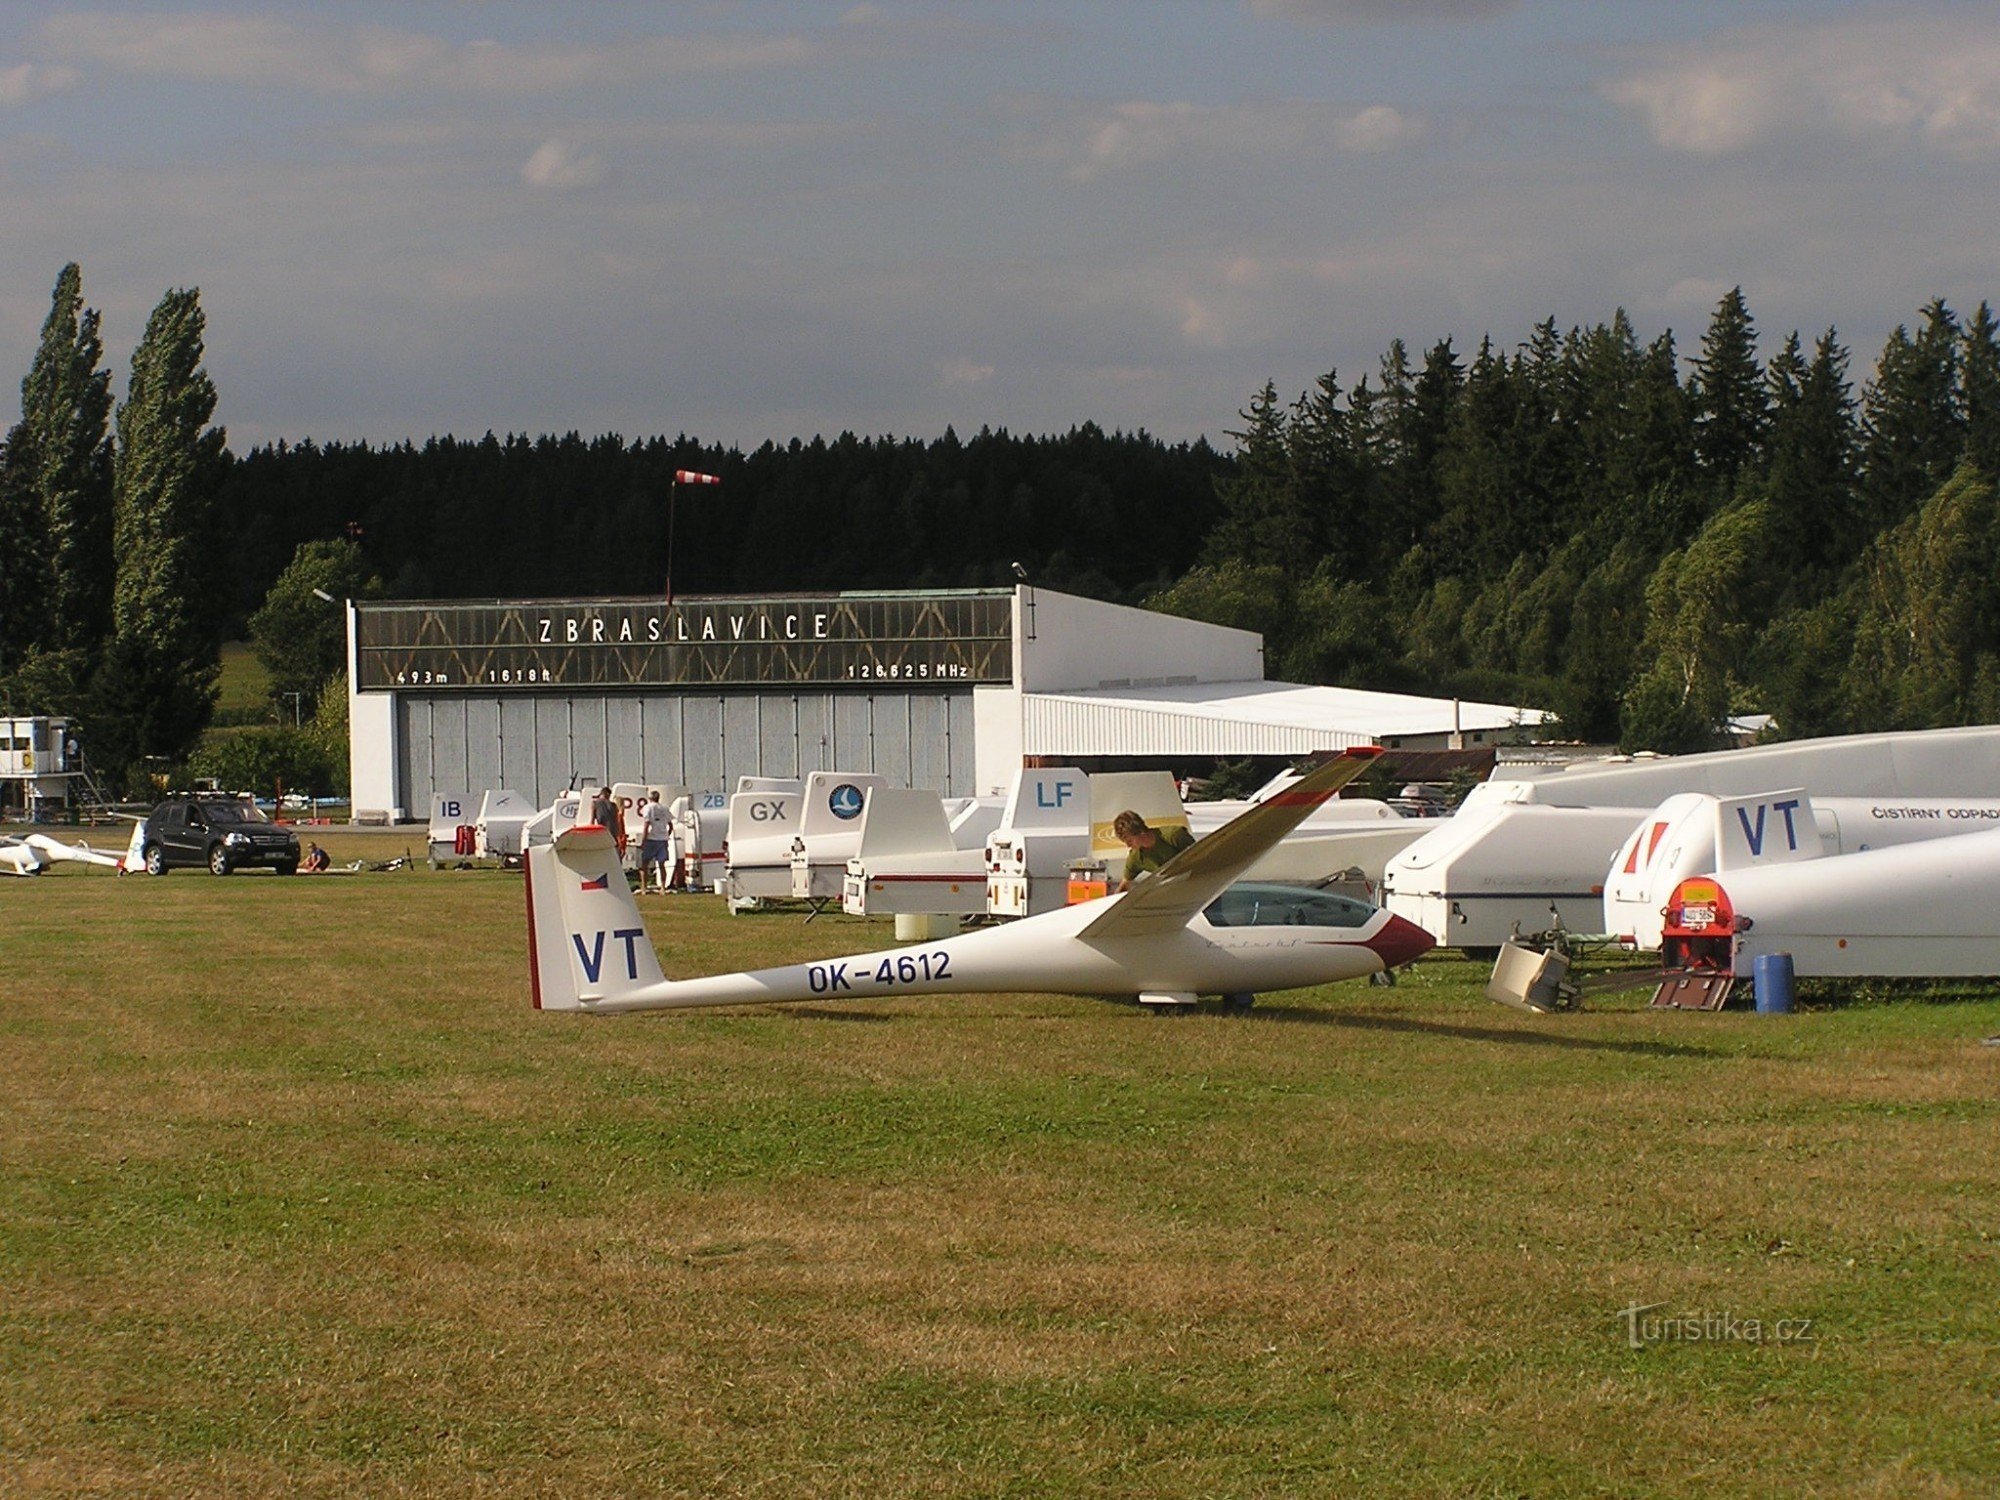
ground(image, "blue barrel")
xmin=1753 ymin=952 xmax=1795 ymax=1014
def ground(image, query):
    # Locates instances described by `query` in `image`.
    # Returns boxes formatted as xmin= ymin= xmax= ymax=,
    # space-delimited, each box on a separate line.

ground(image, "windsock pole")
xmin=666 ymin=469 xmax=722 ymax=604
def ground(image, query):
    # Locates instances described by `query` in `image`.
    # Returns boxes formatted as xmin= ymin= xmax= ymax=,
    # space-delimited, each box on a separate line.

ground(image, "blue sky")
xmin=1 ymin=1 xmax=1995 ymax=451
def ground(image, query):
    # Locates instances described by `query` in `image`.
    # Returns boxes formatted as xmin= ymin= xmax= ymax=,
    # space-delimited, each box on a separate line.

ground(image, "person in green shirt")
xmin=1113 ymin=809 xmax=1195 ymax=890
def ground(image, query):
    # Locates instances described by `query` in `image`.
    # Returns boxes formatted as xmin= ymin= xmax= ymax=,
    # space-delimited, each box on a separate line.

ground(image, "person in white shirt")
xmin=640 ymin=791 xmax=676 ymax=893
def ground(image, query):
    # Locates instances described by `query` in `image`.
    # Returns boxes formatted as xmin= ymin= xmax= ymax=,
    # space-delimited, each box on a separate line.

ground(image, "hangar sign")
xmin=354 ymin=593 xmax=1013 ymax=691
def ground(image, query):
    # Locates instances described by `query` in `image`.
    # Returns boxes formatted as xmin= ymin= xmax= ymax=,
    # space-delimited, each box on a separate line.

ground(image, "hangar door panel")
xmin=640 ymin=696 xmax=685 ymax=786
xmin=722 ymin=696 xmax=762 ymax=782
xmin=568 ymin=700 xmax=609 ymax=787
xmin=794 ymin=695 xmax=831 ymax=778
xmin=498 ymin=697 xmax=540 ymax=800
xmin=759 ymin=696 xmax=798 ymax=778
xmin=463 ymin=699 xmax=503 ymax=800
xmin=831 ymin=693 xmax=874 ymax=772
xmin=908 ymin=694 xmax=957 ymax=795
xmin=606 ymin=697 xmax=645 ymax=787
xmin=680 ymin=698 xmax=724 ymax=792
xmin=872 ymin=695 xmax=912 ymax=787
xmin=395 ymin=699 xmax=432 ymax=813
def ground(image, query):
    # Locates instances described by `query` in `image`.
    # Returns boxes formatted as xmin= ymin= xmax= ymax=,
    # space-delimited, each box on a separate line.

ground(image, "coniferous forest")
xmin=4 ymin=265 xmax=2000 ymax=788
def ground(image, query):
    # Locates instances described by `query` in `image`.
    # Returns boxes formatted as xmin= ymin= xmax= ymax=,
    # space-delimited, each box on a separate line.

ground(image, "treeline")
xmin=1160 ymin=291 xmax=2000 ymax=748
xmin=8 ymin=255 xmax=2000 ymax=791
xmin=210 ymin=423 xmax=1228 ymax=623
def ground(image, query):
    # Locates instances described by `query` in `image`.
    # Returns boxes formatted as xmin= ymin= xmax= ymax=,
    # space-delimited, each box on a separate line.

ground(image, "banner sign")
xmin=354 ymin=593 xmax=1013 ymax=691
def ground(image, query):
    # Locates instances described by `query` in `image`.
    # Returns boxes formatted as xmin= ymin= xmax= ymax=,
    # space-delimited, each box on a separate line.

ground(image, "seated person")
xmin=299 ymin=841 xmax=332 ymax=874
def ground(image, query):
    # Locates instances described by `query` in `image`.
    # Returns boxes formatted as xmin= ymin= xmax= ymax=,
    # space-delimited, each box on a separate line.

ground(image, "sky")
xmin=1 ymin=0 xmax=1997 ymax=453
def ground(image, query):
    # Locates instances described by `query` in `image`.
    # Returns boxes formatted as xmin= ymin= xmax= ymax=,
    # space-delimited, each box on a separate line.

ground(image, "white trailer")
xmin=427 ymin=791 xmax=476 ymax=864
xmin=1393 ymin=724 xmax=2000 ymax=952
xmin=717 ymin=785 xmax=806 ymax=909
xmin=1187 ymin=797 xmax=1424 ymax=889
xmin=1660 ymin=825 xmax=2000 ymax=979
xmin=671 ymin=790 xmax=731 ymax=892
xmin=1383 ymin=803 xmax=1646 ymax=950
xmin=789 ymin=771 xmax=892 ymax=904
xmin=1605 ymin=788 xmax=2000 ymax=949
xmin=841 ymin=788 xmax=990 ymax=919
xmin=474 ymin=789 xmax=538 ymax=861
xmin=1473 ymin=723 xmax=2000 ymax=809
xmin=984 ymin=766 xmax=1092 ymax=918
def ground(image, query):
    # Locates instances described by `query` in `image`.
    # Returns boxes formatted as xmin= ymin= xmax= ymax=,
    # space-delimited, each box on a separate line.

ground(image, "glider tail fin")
xmin=526 ymin=823 xmax=666 ymax=1010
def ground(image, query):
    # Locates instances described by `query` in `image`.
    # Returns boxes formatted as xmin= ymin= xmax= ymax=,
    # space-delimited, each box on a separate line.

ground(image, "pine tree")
xmin=1961 ymin=300 xmax=2000 ymax=479
xmin=1860 ymin=299 xmax=1965 ymax=519
xmin=1204 ymin=381 xmax=1298 ymax=571
xmin=1689 ymin=287 xmax=1767 ymax=499
xmin=96 ymin=288 xmax=229 ymax=778
xmin=1764 ymin=328 xmax=1858 ymax=578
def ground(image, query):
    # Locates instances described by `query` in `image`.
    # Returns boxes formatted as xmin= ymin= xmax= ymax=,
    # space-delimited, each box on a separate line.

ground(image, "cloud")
xmin=935 ymin=357 xmax=993 ymax=386
xmin=34 ymin=11 xmax=814 ymax=94
xmin=0 ymin=62 xmax=78 ymax=105
xmin=521 ymin=139 xmax=607 ymax=191
xmin=1061 ymin=98 xmax=1422 ymax=181
xmin=1249 ymin=0 xmax=1518 ymax=21
xmin=1603 ymin=13 xmax=2000 ymax=159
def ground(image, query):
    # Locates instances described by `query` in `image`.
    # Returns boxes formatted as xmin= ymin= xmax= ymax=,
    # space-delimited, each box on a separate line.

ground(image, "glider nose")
xmin=1366 ymin=912 xmax=1435 ymax=971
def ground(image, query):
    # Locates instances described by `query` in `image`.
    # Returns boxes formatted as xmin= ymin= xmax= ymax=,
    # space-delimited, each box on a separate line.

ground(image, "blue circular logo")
xmin=829 ymin=783 xmax=864 ymax=820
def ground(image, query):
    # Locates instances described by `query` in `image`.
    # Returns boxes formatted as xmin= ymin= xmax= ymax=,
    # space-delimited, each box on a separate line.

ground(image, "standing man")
xmin=640 ymin=790 xmax=675 ymax=893
xmin=589 ymin=781 xmax=618 ymax=836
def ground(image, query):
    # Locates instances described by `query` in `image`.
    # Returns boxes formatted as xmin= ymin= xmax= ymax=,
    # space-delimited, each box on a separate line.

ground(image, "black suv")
xmin=141 ymin=794 xmax=300 ymax=876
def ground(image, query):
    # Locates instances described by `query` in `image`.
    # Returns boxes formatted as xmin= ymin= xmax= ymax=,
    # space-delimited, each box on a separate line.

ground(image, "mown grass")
xmin=2 ymin=863 xmax=1996 ymax=1497
xmin=212 ymin=642 xmax=275 ymax=726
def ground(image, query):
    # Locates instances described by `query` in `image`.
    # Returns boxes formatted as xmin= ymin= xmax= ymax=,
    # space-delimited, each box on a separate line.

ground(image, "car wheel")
xmin=143 ymin=844 xmax=166 ymax=876
xmin=274 ymin=858 xmax=298 ymax=877
xmin=208 ymin=844 xmax=233 ymax=876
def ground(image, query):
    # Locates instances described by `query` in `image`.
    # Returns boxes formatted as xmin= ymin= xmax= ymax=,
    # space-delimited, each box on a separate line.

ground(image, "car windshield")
xmin=202 ymin=802 xmax=269 ymax=825
xmin=1202 ymin=883 xmax=1375 ymax=929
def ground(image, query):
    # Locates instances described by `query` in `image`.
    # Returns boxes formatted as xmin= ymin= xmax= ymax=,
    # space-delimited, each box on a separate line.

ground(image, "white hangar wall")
xmin=348 ymin=585 xmax=1540 ymax=819
xmin=390 ymin=688 xmax=974 ymax=814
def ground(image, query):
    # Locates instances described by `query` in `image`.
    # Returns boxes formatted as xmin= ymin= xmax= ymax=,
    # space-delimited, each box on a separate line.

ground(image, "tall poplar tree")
xmin=0 ymin=263 xmax=115 ymax=675
xmin=95 ymin=288 xmax=228 ymax=778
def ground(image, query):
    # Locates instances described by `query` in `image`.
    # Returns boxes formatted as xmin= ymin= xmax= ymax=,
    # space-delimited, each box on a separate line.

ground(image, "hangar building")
xmin=345 ymin=586 xmax=1538 ymax=821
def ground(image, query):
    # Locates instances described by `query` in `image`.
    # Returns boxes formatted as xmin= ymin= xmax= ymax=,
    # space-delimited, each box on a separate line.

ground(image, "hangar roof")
xmin=1022 ymin=679 xmax=1544 ymax=757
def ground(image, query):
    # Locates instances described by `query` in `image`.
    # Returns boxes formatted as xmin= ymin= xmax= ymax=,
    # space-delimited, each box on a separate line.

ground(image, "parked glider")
xmin=526 ymin=751 xmax=1434 ymax=1014
xmin=0 ymin=833 xmax=125 ymax=875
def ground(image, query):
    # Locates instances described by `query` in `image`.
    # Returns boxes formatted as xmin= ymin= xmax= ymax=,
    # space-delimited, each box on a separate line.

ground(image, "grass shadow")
xmin=1243 ymin=1004 xmax=1717 ymax=1059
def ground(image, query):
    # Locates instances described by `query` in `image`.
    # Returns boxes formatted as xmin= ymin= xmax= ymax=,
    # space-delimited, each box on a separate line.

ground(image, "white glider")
xmin=526 ymin=751 xmax=1435 ymax=1014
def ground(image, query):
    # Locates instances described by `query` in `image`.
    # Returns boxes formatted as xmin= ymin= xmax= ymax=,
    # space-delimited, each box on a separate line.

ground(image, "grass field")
xmin=214 ymin=642 xmax=274 ymax=725
xmin=4 ymin=851 xmax=1997 ymax=1497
